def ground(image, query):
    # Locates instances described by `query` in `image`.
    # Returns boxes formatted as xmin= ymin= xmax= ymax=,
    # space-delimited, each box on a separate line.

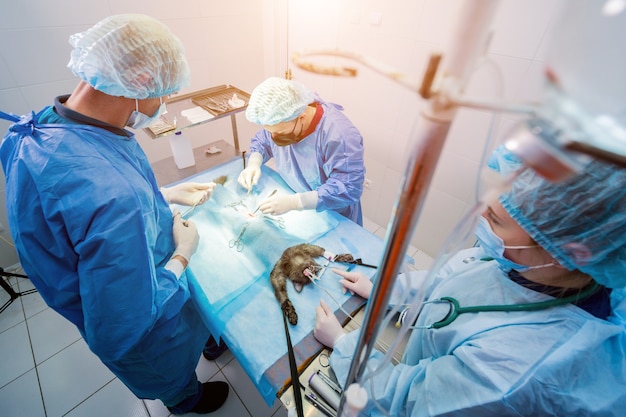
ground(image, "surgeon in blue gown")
xmin=314 ymin=146 xmax=626 ymax=416
xmin=0 ymin=14 xmax=228 ymax=415
xmin=238 ymin=77 xmax=366 ymax=225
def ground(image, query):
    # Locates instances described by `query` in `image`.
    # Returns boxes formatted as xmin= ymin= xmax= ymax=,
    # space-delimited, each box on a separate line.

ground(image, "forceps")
xmin=180 ymin=202 xmax=199 ymax=219
xmin=179 ymin=188 xmax=213 ymax=219
xmin=251 ymin=189 xmax=278 ymax=215
xmin=263 ymin=215 xmax=286 ymax=228
xmin=229 ymin=222 xmax=249 ymax=252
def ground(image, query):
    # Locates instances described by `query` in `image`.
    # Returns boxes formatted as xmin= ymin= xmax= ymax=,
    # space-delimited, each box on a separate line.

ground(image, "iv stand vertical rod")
xmin=337 ymin=1 xmax=500 ymax=414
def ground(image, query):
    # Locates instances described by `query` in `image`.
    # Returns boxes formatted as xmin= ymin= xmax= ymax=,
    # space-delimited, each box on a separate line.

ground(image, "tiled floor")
xmin=0 ymin=218 xmax=432 ymax=417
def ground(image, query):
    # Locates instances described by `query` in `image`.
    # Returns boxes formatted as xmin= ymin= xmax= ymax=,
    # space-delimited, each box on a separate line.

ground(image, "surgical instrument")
xmin=263 ymin=215 xmax=286 ymax=228
xmin=333 ymin=258 xmax=377 ymax=269
xmin=252 ymin=188 xmax=278 ymax=215
xmin=304 ymin=265 xmax=360 ymax=325
xmin=177 ymin=176 xmax=228 ymax=219
xmin=229 ymin=222 xmax=249 ymax=252
xmin=180 ymin=202 xmax=200 ymax=219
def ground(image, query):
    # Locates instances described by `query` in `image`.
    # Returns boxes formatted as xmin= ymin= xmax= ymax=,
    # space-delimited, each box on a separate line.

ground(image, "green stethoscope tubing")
xmin=422 ymin=281 xmax=601 ymax=329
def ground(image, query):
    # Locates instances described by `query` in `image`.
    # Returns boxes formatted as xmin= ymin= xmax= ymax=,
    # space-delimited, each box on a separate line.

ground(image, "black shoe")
xmin=203 ymin=336 xmax=228 ymax=360
xmin=168 ymin=381 xmax=229 ymax=415
xmin=191 ymin=381 xmax=229 ymax=414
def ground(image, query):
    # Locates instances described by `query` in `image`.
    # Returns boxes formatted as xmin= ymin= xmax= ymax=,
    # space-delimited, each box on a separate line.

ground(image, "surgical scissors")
xmin=229 ymin=222 xmax=249 ymax=252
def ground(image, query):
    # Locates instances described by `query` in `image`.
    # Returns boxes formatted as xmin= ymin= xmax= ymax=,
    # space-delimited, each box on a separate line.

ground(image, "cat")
xmin=270 ymin=243 xmax=355 ymax=325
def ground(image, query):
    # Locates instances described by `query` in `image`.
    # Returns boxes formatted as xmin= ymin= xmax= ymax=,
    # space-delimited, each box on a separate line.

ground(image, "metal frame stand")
xmin=0 ymin=267 xmax=37 ymax=314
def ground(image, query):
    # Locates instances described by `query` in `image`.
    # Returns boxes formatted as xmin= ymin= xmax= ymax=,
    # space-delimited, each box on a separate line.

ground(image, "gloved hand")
xmin=333 ymin=268 xmax=373 ymax=299
xmin=314 ymin=300 xmax=346 ymax=347
xmin=161 ymin=182 xmax=216 ymax=206
xmin=238 ymin=152 xmax=263 ymax=192
xmin=171 ymin=211 xmax=199 ymax=264
xmin=259 ymin=193 xmax=302 ymax=216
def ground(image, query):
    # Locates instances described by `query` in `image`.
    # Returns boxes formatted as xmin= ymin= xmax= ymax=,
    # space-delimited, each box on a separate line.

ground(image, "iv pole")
xmin=335 ymin=1 xmax=500 ymax=414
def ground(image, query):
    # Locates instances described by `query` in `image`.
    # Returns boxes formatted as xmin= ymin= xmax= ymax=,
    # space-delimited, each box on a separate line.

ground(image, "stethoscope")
xmin=412 ymin=282 xmax=600 ymax=329
xmin=405 ymin=256 xmax=602 ymax=330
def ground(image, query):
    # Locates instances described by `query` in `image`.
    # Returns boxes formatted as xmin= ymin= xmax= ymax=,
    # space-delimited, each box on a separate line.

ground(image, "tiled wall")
xmin=0 ymin=0 xmax=270 ymax=266
xmin=287 ymin=0 xmax=566 ymax=257
xmin=0 ymin=0 xmax=567 ymax=266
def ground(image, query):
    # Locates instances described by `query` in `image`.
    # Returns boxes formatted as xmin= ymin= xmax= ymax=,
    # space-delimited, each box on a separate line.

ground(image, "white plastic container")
xmin=168 ymin=131 xmax=195 ymax=169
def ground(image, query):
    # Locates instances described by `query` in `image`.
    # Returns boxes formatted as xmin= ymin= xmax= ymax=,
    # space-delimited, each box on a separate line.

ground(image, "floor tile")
xmin=0 ymin=321 xmax=34 ymax=388
xmin=27 ymin=307 xmax=81 ymax=365
xmin=221 ymin=358 xmax=282 ymax=417
xmin=64 ymin=378 xmax=149 ymax=417
xmin=37 ymin=340 xmax=115 ymax=417
xmin=195 ymin=354 xmax=221 ymax=383
xmin=175 ymin=370 xmax=251 ymax=417
xmin=144 ymin=398 xmax=172 ymax=417
xmin=412 ymin=250 xmax=435 ymax=270
xmin=361 ymin=217 xmax=380 ymax=235
xmin=0 ymin=293 xmax=25 ymax=333
xmin=19 ymin=284 xmax=48 ymax=320
xmin=0 ymin=368 xmax=45 ymax=417
xmin=213 ymin=346 xmax=235 ymax=369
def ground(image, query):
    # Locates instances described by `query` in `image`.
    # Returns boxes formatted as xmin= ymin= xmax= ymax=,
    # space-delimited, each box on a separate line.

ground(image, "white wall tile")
xmin=0 ymin=2 xmax=110 ymax=29
xmin=0 ymin=27 xmax=79 ymax=86
xmin=489 ymin=0 xmax=562 ymax=59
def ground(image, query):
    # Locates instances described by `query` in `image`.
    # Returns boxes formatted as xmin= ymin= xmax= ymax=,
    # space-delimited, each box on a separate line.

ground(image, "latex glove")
xmin=171 ymin=211 xmax=199 ymax=263
xmin=333 ymin=268 xmax=373 ymax=299
xmin=238 ymin=152 xmax=263 ymax=192
xmin=259 ymin=193 xmax=303 ymax=216
xmin=161 ymin=182 xmax=216 ymax=206
xmin=314 ymin=300 xmax=346 ymax=347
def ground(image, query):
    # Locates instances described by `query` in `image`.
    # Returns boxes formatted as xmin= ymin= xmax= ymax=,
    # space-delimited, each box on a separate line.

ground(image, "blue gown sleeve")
xmin=249 ymin=129 xmax=273 ymax=163
xmin=316 ymin=122 xmax=365 ymax=212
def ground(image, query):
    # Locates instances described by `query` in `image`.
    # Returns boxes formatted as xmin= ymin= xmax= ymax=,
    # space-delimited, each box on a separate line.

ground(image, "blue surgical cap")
xmin=489 ymin=145 xmax=626 ymax=288
xmin=245 ymin=77 xmax=315 ymax=126
xmin=67 ymin=14 xmax=190 ymax=99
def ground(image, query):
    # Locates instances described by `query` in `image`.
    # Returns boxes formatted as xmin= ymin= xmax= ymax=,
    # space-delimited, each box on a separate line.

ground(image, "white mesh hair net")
xmin=489 ymin=145 xmax=626 ymax=288
xmin=245 ymin=77 xmax=315 ymax=126
xmin=67 ymin=14 xmax=190 ymax=99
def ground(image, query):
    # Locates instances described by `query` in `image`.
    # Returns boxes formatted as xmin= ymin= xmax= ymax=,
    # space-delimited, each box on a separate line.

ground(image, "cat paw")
xmin=282 ymin=300 xmax=298 ymax=325
xmin=334 ymin=253 xmax=355 ymax=263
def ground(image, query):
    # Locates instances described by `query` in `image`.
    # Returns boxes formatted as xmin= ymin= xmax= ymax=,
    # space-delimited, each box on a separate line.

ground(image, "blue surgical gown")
xmin=330 ymin=248 xmax=626 ymax=416
xmin=0 ymin=109 xmax=209 ymax=406
xmin=249 ymin=100 xmax=365 ymax=225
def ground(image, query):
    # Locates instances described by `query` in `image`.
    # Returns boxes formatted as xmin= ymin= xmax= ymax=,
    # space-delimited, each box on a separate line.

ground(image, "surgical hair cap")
xmin=245 ymin=77 xmax=315 ymax=126
xmin=489 ymin=145 xmax=626 ymax=288
xmin=67 ymin=14 xmax=190 ymax=99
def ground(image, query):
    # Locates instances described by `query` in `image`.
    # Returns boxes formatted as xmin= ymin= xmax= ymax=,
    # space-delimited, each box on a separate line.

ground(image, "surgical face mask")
xmin=475 ymin=216 xmax=556 ymax=273
xmin=127 ymin=98 xmax=166 ymax=129
xmin=271 ymin=118 xmax=301 ymax=146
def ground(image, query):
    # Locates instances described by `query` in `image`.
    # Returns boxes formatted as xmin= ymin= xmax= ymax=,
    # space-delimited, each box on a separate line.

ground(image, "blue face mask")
xmin=127 ymin=98 xmax=166 ymax=129
xmin=475 ymin=216 xmax=556 ymax=273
